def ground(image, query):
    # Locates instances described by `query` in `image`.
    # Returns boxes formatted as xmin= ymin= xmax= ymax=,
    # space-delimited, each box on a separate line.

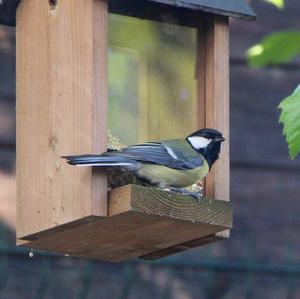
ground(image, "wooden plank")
xmin=16 ymin=0 xmax=108 ymax=240
xmin=205 ymin=15 xmax=229 ymax=201
xmin=110 ymin=185 xmax=232 ymax=226
xmin=140 ymin=234 xmax=219 ymax=260
xmin=196 ymin=19 xmax=206 ymax=137
xmin=92 ymin=0 xmax=108 ymax=217
xmin=196 ymin=16 xmax=207 ymax=203
xmin=20 ymin=184 xmax=232 ymax=262
xmin=204 ymin=15 xmax=230 ymax=238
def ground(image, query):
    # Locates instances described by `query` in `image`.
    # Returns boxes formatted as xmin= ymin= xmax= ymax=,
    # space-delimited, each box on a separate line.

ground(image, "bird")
xmin=62 ymin=128 xmax=225 ymax=199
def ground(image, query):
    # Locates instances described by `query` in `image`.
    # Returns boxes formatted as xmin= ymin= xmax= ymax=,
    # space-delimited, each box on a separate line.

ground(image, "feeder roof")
xmin=146 ymin=0 xmax=256 ymax=20
xmin=0 ymin=0 xmax=255 ymax=27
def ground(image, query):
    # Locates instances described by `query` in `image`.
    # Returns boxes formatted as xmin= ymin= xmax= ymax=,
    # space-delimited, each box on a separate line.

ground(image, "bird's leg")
xmin=158 ymin=183 xmax=203 ymax=202
xmin=167 ymin=187 xmax=203 ymax=202
xmin=196 ymin=181 xmax=204 ymax=191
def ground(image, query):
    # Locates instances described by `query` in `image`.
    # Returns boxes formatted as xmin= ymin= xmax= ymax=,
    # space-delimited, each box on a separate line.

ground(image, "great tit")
xmin=62 ymin=128 xmax=225 ymax=198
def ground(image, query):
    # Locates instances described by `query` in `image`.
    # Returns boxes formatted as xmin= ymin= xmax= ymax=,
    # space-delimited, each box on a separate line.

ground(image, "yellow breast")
xmin=136 ymin=160 xmax=209 ymax=188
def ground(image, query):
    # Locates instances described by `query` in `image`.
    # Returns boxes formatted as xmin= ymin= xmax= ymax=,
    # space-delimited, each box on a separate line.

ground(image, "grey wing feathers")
xmin=161 ymin=139 xmax=204 ymax=169
xmin=120 ymin=142 xmax=180 ymax=167
xmin=62 ymin=139 xmax=204 ymax=170
xmin=117 ymin=139 xmax=204 ymax=170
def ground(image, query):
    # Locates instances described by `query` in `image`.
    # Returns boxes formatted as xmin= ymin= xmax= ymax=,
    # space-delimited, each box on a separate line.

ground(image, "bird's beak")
xmin=215 ymin=136 xmax=225 ymax=142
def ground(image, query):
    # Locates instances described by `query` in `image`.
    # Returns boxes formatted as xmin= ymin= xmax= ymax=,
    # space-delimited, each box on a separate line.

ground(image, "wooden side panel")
xmin=92 ymin=0 xmax=108 ymax=216
xmin=205 ymin=15 xmax=230 ymax=238
xmin=197 ymin=15 xmax=229 ymax=240
xmin=16 ymin=0 xmax=108 ymax=239
xmin=141 ymin=234 xmax=219 ymax=260
xmin=204 ymin=15 xmax=230 ymax=202
xmin=197 ymin=15 xmax=229 ymax=201
xmin=196 ymin=18 xmax=206 ymax=131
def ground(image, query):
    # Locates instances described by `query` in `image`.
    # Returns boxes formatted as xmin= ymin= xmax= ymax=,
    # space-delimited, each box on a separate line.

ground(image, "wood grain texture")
xmin=20 ymin=184 xmax=232 ymax=262
xmin=196 ymin=15 xmax=229 ymax=201
xmin=140 ymin=234 xmax=219 ymax=260
xmin=206 ymin=16 xmax=230 ymax=240
xmin=204 ymin=15 xmax=229 ymax=202
xmin=196 ymin=19 xmax=206 ymax=134
xmin=196 ymin=15 xmax=230 ymax=240
xmin=92 ymin=0 xmax=108 ymax=216
xmin=110 ymin=185 xmax=232 ymax=226
xmin=16 ymin=0 xmax=108 ymax=240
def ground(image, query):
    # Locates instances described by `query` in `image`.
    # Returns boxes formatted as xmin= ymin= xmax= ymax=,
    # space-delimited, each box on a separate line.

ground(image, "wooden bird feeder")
xmin=0 ymin=0 xmax=255 ymax=262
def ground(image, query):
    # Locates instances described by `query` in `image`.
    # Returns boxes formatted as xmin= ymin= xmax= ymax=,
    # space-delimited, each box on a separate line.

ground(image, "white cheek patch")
xmin=188 ymin=136 xmax=211 ymax=149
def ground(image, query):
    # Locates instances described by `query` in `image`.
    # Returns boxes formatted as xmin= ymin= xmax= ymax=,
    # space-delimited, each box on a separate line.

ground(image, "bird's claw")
xmin=184 ymin=190 xmax=204 ymax=203
xmin=164 ymin=187 xmax=204 ymax=203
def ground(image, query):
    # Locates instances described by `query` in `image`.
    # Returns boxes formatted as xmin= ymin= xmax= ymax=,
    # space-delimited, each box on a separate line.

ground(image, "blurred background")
xmin=1 ymin=0 xmax=300 ymax=298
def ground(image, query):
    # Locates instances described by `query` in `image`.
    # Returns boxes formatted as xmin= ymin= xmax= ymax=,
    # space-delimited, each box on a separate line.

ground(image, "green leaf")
xmin=263 ymin=0 xmax=284 ymax=9
xmin=279 ymin=85 xmax=300 ymax=159
xmin=247 ymin=31 xmax=300 ymax=68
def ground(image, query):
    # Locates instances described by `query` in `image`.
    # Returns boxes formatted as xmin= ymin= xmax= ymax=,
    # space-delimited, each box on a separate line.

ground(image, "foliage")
xmin=263 ymin=0 xmax=284 ymax=9
xmin=279 ymin=85 xmax=300 ymax=159
xmin=247 ymin=31 xmax=300 ymax=68
xmin=246 ymin=0 xmax=300 ymax=159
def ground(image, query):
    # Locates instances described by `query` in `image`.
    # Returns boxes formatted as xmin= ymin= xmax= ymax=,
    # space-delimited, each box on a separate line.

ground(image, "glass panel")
xmin=108 ymin=46 xmax=140 ymax=145
xmin=108 ymin=14 xmax=197 ymax=146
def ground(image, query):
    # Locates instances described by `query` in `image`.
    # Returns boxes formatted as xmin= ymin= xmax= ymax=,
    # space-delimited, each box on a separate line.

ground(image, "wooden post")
xmin=204 ymin=15 xmax=230 ymax=202
xmin=197 ymin=15 xmax=229 ymax=201
xmin=203 ymin=15 xmax=230 ymax=239
xmin=16 ymin=0 xmax=108 ymax=240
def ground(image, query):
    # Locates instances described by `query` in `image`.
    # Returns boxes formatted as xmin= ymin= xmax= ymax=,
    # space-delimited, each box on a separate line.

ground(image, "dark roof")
xmin=0 ymin=0 xmax=255 ymax=27
xmin=149 ymin=0 xmax=256 ymax=20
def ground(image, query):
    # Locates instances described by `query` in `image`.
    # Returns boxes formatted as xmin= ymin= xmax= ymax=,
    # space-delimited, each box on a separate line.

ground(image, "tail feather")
xmin=61 ymin=154 xmax=138 ymax=167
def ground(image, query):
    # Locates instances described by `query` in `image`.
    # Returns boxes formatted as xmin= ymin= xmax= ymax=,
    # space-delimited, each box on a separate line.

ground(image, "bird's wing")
xmin=61 ymin=154 xmax=140 ymax=167
xmin=117 ymin=139 xmax=204 ymax=170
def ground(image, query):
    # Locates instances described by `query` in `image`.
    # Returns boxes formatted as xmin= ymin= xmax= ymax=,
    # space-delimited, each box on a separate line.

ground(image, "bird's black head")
xmin=186 ymin=128 xmax=225 ymax=168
